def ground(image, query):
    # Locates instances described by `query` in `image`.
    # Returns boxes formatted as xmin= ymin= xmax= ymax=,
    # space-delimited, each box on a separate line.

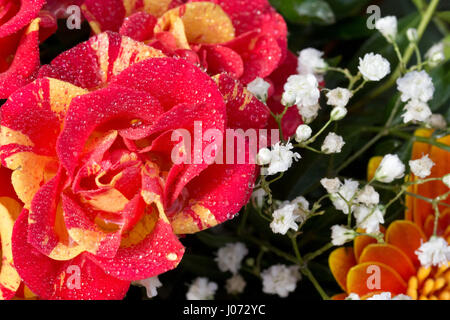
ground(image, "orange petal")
xmin=331 ymin=293 xmax=348 ymax=300
xmin=328 ymin=247 xmax=356 ymax=292
xmin=359 ymin=243 xmax=416 ymax=281
xmin=353 ymin=226 xmax=386 ymax=262
xmin=386 ymin=220 xmax=426 ymax=267
xmin=347 ymin=262 xmax=407 ymax=296
xmin=410 ymin=132 xmax=450 ymax=228
xmin=367 ymin=156 xmax=382 ymax=181
xmin=411 ymin=129 xmax=433 ymax=160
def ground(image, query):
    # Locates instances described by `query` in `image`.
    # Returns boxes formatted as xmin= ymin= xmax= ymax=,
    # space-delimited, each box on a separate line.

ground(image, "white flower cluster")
xmin=374 ymin=154 xmax=405 ymax=183
xmin=225 ymin=274 xmax=246 ymax=295
xmin=186 ymin=277 xmax=218 ymax=300
xmin=427 ymin=114 xmax=447 ymax=130
xmin=251 ymin=188 xmax=267 ymax=208
xmin=322 ymin=178 xmax=384 ymax=235
xmin=282 ymin=74 xmax=320 ymax=107
xmin=270 ymin=196 xmax=310 ymax=235
xmin=415 ymin=236 xmax=450 ymax=268
xmin=261 ymin=264 xmax=301 ymax=298
xmin=425 ymin=42 xmax=445 ymax=67
xmin=247 ymin=77 xmax=271 ymax=102
xmin=326 ymin=88 xmax=352 ymax=121
xmin=444 ymin=174 xmax=450 ymax=188
xmin=358 ymin=53 xmax=391 ymax=81
xmin=375 ymin=16 xmax=397 ymax=42
xmin=297 ymin=48 xmax=327 ymax=79
xmin=409 ymin=154 xmax=435 ymax=178
xmin=133 ymin=276 xmax=162 ymax=298
xmin=257 ymin=142 xmax=301 ymax=176
xmin=295 ymin=124 xmax=312 ymax=143
xmin=298 ymin=103 xmax=321 ymax=124
xmin=215 ymin=242 xmax=248 ymax=274
xmin=331 ymin=225 xmax=356 ymax=246
xmin=321 ymin=132 xmax=345 ymax=154
xmin=397 ymin=70 xmax=435 ymax=124
xmin=347 ymin=292 xmax=412 ymax=300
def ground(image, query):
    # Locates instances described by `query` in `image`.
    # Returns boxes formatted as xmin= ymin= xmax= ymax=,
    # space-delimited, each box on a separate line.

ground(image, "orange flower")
xmin=329 ymin=130 xmax=450 ymax=300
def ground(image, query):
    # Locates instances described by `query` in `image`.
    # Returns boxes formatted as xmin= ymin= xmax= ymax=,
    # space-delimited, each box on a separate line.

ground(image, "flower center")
xmin=407 ymin=263 xmax=450 ymax=300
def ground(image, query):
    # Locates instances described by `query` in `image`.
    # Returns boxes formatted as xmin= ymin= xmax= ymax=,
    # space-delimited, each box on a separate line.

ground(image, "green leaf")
xmin=196 ymin=231 xmax=240 ymax=249
xmin=436 ymin=11 xmax=450 ymax=23
xmin=179 ymin=254 xmax=225 ymax=278
xmin=324 ymin=0 xmax=372 ymax=19
xmin=429 ymin=60 xmax=450 ymax=111
xmin=270 ymin=0 xmax=335 ymax=25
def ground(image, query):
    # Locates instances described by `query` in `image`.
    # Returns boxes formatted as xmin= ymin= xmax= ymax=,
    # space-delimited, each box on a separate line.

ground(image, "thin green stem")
xmin=290 ymin=236 xmax=330 ymax=300
xmin=304 ymin=242 xmax=334 ymax=262
xmin=306 ymin=119 xmax=333 ymax=145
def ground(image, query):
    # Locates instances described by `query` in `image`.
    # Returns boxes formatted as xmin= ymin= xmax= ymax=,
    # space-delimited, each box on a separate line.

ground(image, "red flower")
xmin=82 ymin=0 xmax=286 ymax=82
xmin=0 ymin=32 xmax=269 ymax=299
xmin=80 ymin=0 xmax=301 ymax=138
xmin=0 ymin=0 xmax=56 ymax=98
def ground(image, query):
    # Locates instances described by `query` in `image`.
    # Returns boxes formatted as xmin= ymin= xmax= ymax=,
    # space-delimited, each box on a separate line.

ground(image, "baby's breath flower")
xmin=261 ymin=264 xmax=301 ymax=298
xmin=297 ymin=48 xmax=327 ymax=76
xmin=251 ymin=188 xmax=267 ymax=208
xmin=282 ymin=74 xmax=320 ymax=107
xmin=326 ymin=88 xmax=353 ymax=108
xmin=406 ymin=28 xmax=418 ymax=42
xmin=330 ymin=106 xmax=348 ymax=121
xmin=320 ymin=177 xmax=342 ymax=194
xmin=257 ymin=147 xmax=272 ymax=165
xmin=425 ymin=42 xmax=445 ymax=67
xmin=297 ymin=103 xmax=320 ymax=124
xmin=393 ymin=294 xmax=413 ymax=300
xmin=226 ymin=274 xmax=246 ymax=295
xmin=266 ymin=142 xmax=301 ymax=176
xmin=133 ymin=276 xmax=162 ymax=298
xmin=270 ymin=204 xmax=301 ymax=235
xmin=415 ymin=237 xmax=450 ymax=268
xmin=356 ymin=185 xmax=380 ymax=206
xmin=331 ymin=225 xmax=356 ymax=246
xmin=427 ymin=114 xmax=447 ymax=130
xmin=186 ymin=277 xmax=218 ymax=300
xmin=321 ymin=132 xmax=345 ymax=154
xmin=397 ymin=70 xmax=434 ymax=103
xmin=409 ymin=154 xmax=435 ymax=178
xmin=346 ymin=293 xmax=361 ymax=300
xmin=354 ymin=205 xmax=384 ymax=234
xmin=366 ymin=292 xmax=413 ymax=300
xmin=215 ymin=242 xmax=248 ymax=274
xmin=375 ymin=16 xmax=397 ymax=41
xmin=443 ymin=174 xmax=450 ymax=188
xmin=330 ymin=179 xmax=359 ymax=214
xmin=291 ymin=196 xmax=310 ymax=224
xmin=358 ymin=53 xmax=390 ymax=81
xmin=401 ymin=100 xmax=432 ymax=124
xmin=374 ymin=154 xmax=405 ymax=183
xmin=247 ymin=77 xmax=271 ymax=102
xmin=295 ymin=124 xmax=312 ymax=143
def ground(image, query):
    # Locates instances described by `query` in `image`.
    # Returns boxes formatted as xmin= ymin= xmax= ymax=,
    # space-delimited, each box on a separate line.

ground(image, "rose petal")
xmin=12 ymin=210 xmax=130 ymax=300
xmin=0 ymin=197 xmax=22 ymax=300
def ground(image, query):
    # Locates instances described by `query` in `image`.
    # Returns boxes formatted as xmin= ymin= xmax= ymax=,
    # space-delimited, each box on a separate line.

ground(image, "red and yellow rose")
xmin=0 ymin=31 xmax=270 ymax=299
xmin=80 ymin=0 xmax=302 ymax=138
xmin=329 ymin=130 xmax=450 ymax=300
xmin=0 ymin=0 xmax=56 ymax=98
